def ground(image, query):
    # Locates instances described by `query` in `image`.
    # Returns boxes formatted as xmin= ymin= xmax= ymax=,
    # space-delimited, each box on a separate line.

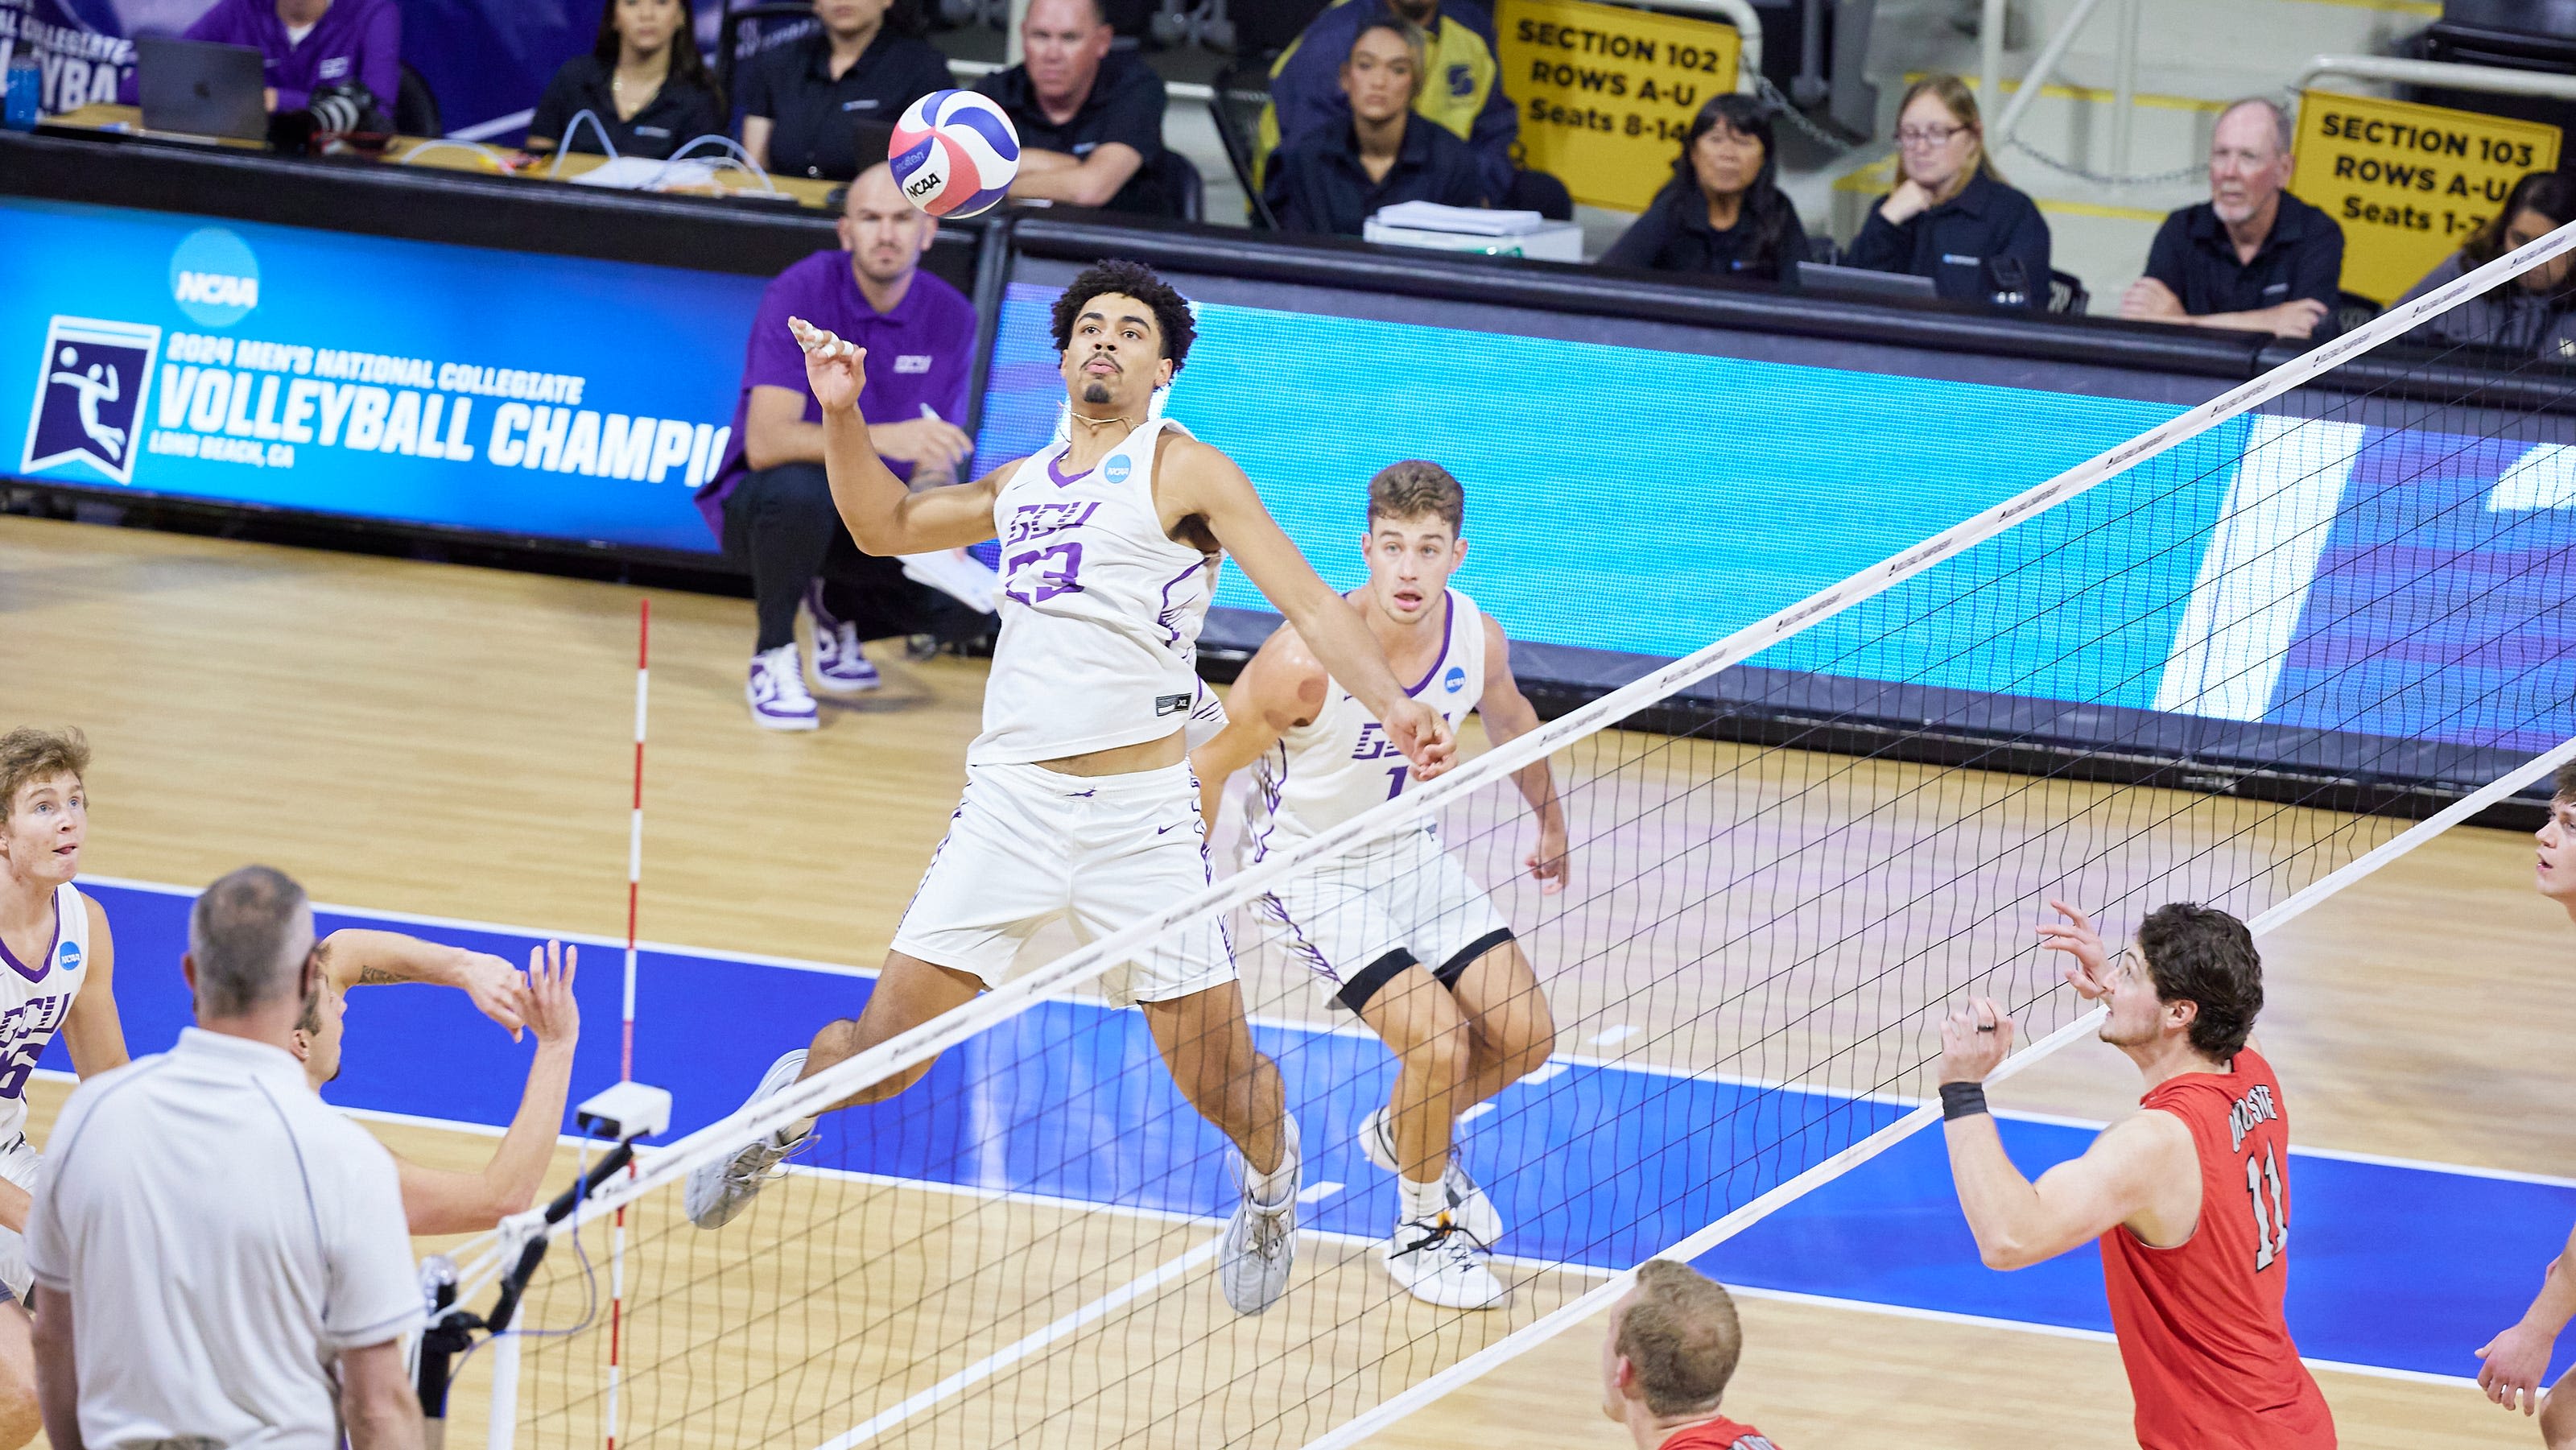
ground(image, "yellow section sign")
xmin=1496 ymin=0 xmax=1742 ymax=213
xmin=2290 ymin=89 xmax=2561 ymax=304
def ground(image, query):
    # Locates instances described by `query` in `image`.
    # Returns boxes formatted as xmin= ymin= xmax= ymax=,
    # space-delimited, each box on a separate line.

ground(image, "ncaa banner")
xmin=2 ymin=196 xmax=762 ymax=553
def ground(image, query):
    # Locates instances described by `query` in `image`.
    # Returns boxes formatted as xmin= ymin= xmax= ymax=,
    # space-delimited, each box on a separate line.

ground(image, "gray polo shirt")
xmin=27 ymin=1028 xmax=420 ymax=1450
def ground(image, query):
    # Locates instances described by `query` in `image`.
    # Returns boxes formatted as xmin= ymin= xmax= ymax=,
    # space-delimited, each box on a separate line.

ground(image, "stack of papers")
xmin=1368 ymin=202 xmax=1552 ymax=236
xmin=570 ymin=157 xmax=725 ymax=191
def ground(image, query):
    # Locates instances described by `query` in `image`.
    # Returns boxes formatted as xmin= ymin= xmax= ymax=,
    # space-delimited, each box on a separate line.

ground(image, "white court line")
xmin=811 ymin=1236 xmax=1226 ymax=1450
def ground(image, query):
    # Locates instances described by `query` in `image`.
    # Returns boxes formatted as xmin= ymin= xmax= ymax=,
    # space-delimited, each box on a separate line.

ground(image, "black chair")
xmin=394 ymin=61 xmax=440 ymax=138
xmin=1153 ymin=147 xmax=1203 ymax=223
xmin=1206 ymin=58 xmax=1278 ymax=228
xmin=2047 ymin=268 xmax=2090 ymax=316
xmin=1233 ymin=0 xmax=1331 ymax=56
xmin=717 ymin=2 xmax=823 ymax=113
xmin=2335 ymin=290 xmax=2384 ymax=335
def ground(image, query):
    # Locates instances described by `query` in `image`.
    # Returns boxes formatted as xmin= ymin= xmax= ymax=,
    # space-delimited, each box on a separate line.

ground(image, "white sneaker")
xmin=1383 ymin=1214 xmax=1509 ymax=1310
xmin=746 ymin=643 xmax=819 ymax=730
xmin=802 ymin=584 xmax=881 ymax=694
xmin=1217 ymin=1116 xmax=1300 ymax=1316
xmin=1358 ymin=1105 xmax=1503 ymax=1247
xmin=684 ymin=1050 xmax=815 ymax=1228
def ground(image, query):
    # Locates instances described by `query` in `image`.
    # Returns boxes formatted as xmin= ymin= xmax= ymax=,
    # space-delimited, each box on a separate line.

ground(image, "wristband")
xmin=1939 ymin=1081 xmax=1989 ymax=1121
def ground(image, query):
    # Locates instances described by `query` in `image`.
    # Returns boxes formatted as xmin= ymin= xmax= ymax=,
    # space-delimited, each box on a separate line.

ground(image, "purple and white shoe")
xmin=803 ymin=582 xmax=881 ymax=694
xmin=746 ymin=643 xmax=818 ymax=731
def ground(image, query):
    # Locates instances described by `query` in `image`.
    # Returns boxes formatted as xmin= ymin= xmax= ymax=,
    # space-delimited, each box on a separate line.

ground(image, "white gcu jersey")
xmin=972 ymin=418 xmax=1226 ymax=766
xmin=0 ymin=882 xmax=92 ymax=1299
xmin=1245 ymin=589 xmax=1488 ymax=857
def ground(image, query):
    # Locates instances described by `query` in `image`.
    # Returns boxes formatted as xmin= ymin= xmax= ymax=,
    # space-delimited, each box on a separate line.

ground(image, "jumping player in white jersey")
xmin=0 ymin=728 xmax=132 ymax=1450
xmin=686 ymin=260 xmax=1455 ymax=1316
xmin=1192 ymin=461 xmax=1565 ymax=1310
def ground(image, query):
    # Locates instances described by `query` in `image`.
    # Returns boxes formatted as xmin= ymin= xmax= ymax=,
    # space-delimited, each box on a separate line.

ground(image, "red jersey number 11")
xmin=2245 ymin=1146 xmax=2287 ymax=1271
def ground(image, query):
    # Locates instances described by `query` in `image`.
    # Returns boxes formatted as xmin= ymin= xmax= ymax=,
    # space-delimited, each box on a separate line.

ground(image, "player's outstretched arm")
xmin=56 ymin=894 xmax=128 ymax=1076
xmin=1474 ymin=615 xmax=1569 ymax=894
xmin=1166 ymin=439 xmax=1453 ymax=776
xmin=394 ymin=943 xmax=580 ymax=1237
xmin=792 ymin=318 xmax=1002 ymax=556
xmin=316 ymin=927 xmax=528 ymax=1040
xmin=2479 ymin=1221 xmax=2576 ymax=1415
xmin=1189 ymin=628 xmax=1328 ymax=828
xmin=1936 ymin=998 xmax=2193 ymax=1270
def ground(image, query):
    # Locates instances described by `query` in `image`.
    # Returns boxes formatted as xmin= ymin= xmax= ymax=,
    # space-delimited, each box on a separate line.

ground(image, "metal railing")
xmin=2295 ymin=52 xmax=2576 ymax=103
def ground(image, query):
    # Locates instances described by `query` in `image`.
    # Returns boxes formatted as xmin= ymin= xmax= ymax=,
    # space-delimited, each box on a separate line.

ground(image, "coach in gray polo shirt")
xmin=26 ymin=865 xmax=423 ymax=1450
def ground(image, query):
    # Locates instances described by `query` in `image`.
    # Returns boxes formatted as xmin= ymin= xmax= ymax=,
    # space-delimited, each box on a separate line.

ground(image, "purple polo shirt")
xmin=174 ymin=0 xmax=402 ymax=114
xmin=696 ymin=250 xmax=977 ymax=538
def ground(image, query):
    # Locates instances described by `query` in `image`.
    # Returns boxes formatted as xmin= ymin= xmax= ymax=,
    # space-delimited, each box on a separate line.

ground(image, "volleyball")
xmin=889 ymin=89 xmax=1021 ymax=219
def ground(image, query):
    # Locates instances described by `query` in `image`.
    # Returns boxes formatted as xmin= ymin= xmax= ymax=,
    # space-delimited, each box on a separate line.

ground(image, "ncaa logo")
xmin=1443 ymin=665 xmax=1467 ymax=693
xmin=1104 ymin=455 xmax=1132 ymax=484
xmin=55 ymin=942 xmax=81 ymax=975
xmin=169 ymin=228 xmax=262 ymax=328
xmin=21 ymin=316 xmax=161 ymax=485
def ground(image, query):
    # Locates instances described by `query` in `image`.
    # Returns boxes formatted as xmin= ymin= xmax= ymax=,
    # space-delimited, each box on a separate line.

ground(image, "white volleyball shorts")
xmin=1253 ymin=824 xmax=1514 ymax=1013
xmin=892 ymin=760 xmax=1235 ymax=1008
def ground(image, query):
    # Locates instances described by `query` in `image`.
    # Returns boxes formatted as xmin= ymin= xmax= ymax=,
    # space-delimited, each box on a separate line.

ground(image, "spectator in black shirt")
xmin=740 ymin=0 xmax=953 ymax=181
xmin=1600 ymin=94 xmax=1810 ymax=283
xmin=1846 ymin=74 xmax=2050 ymax=308
xmin=973 ymin=0 xmax=1169 ymax=213
xmin=527 ymin=0 xmax=724 ymax=160
xmin=1264 ymin=19 xmax=1486 ymax=235
xmin=2392 ymin=171 xmax=2576 ymax=357
xmin=2124 ymin=100 xmax=2343 ymax=340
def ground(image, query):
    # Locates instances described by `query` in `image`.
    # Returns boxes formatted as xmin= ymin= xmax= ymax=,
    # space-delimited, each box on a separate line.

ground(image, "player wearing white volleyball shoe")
xmin=1193 ymin=461 xmax=1565 ymax=1311
xmin=0 ymin=729 xmax=131 ymax=1450
xmin=686 ymin=260 xmax=1455 ymax=1318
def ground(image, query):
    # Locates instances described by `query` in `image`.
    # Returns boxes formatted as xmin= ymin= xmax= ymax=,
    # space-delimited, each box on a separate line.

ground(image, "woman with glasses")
xmin=1845 ymin=74 xmax=2051 ymax=310
xmin=1599 ymin=93 xmax=1810 ymax=283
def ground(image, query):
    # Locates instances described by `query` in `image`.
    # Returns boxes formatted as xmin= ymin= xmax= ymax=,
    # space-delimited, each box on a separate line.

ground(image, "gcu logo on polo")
xmin=21 ymin=317 xmax=161 ymax=485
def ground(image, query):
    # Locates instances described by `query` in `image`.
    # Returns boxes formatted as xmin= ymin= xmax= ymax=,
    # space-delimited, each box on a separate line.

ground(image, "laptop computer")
xmin=136 ymin=35 xmax=267 ymax=143
xmin=1795 ymin=261 xmax=1942 ymax=304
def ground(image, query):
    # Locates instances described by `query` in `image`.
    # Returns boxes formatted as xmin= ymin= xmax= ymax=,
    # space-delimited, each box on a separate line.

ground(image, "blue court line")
xmin=59 ymin=877 xmax=2575 ymax=1389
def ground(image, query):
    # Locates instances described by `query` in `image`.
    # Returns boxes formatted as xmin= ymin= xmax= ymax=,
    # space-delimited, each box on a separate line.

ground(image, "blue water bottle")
xmin=2 ymin=48 xmax=39 ymax=132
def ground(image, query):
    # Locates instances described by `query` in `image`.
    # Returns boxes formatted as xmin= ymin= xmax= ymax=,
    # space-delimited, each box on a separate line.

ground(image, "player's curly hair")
xmin=0 ymin=727 xmax=90 ymax=826
xmin=1049 ymin=260 xmax=1197 ymax=370
xmin=2136 ymin=902 xmax=2264 ymax=1060
xmin=1368 ymin=461 xmax=1465 ymax=533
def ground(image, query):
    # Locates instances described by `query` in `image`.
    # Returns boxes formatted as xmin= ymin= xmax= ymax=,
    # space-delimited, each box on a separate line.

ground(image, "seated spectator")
xmin=1601 ymin=94 xmax=1810 ymax=283
xmin=169 ymin=0 xmax=400 ymax=115
xmin=973 ymin=0 xmax=1170 ymax=213
xmin=1601 ymin=1260 xmax=1779 ymax=1450
xmin=1261 ymin=0 xmax=1573 ymax=221
xmin=695 ymin=163 xmax=980 ymax=731
xmin=2392 ymin=171 xmax=2576 ymax=357
xmin=740 ymin=0 xmax=952 ymax=182
xmin=1846 ymin=74 xmax=2049 ymax=309
xmin=1263 ymin=19 xmax=1486 ymax=236
xmin=2122 ymin=99 xmax=2342 ymax=340
xmin=527 ymin=0 xmax=724 ymax=161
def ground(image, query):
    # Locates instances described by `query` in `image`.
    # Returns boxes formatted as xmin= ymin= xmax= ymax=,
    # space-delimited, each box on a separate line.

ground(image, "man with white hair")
xmin=2122 ymin=97 xmax=2345 ymax=340
xmin=27 ymin=865 xmax=423 ymax=1450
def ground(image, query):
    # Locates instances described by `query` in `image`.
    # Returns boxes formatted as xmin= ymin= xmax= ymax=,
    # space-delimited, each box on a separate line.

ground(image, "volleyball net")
xmin=452 ymin=221 xmax=2576 ymax=1450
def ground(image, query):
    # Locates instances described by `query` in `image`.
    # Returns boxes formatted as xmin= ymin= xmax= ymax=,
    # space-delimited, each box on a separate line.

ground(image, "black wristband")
xmin=1940 ymin=1081 xmax=1989 ymax=1121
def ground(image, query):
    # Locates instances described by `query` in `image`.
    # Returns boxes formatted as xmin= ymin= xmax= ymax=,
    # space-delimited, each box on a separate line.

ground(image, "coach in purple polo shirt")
xmin=177 ymin=0 xmax=401 ymax=114
xmin=696 ymin=162 xmax=979 ymax=732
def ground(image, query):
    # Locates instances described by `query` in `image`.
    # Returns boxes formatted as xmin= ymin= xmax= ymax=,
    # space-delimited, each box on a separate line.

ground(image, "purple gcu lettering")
xmin=1005 ymin=542 xmax=1085 ymax=605
xmin=1005 ymin=500 xmax=1102 ymax=545
xmin=1352 ymin=722 xmax=1408 ymax=797
xmin=0 ymin=994 xmax=66 ymax=1099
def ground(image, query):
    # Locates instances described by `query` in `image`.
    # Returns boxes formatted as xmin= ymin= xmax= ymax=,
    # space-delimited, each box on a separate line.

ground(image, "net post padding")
xmin=548 ymin=216 xmax=2576 ymax=1241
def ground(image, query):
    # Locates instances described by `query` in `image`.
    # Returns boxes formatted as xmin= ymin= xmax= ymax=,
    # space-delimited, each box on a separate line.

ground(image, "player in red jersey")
xmin=1937 ymin=900 xmax=2334 ymax=1449
xmin=1600 ymin=1259 xmax=1780 ymax=1450
xmin=2471 ymin=762 xmax=2576 ymax=1446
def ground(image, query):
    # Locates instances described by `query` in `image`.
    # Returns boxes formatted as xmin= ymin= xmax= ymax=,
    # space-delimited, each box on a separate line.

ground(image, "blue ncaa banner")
xmin=1 ymin=196 xmax=757 ymax=553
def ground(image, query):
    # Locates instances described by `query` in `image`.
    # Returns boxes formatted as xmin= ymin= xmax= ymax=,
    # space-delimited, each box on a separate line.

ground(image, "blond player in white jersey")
xmin=0 ymin=728 xmax=132 ymax=1450
xmin=1193 ymin=461 xmax=1565 ymax=1310
xmin=687 ymin=260 xmax=1455 ymax=1316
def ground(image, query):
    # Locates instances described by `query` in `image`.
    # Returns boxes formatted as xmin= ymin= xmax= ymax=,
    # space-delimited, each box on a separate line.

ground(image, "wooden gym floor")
xmin=3 ymin=513 xmax=2568 ymax=1448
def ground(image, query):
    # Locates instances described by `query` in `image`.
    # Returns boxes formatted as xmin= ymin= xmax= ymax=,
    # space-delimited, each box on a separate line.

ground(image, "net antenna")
xmin=485 ymin=215 xmax=2576 ymax=1450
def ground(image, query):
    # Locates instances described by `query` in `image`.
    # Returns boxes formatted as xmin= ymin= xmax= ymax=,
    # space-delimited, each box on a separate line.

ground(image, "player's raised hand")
xmin=2038 ymin=898 xmax=2113 ymax=1002
xmin=1527 ymin=816 xmax=1571 ymax=895
xmin=1382 ymin=699 xmax=1455 ymax=779
xmin=456 ymin=949 xmax=530 ymax=1042
xmin=522 ymin=940 xmax=580 ymax=1049
xmin=1937 ymin=997 xmax=2015 ymax=1084
xmin=789 ymin=316 xmax=867 ymax=414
